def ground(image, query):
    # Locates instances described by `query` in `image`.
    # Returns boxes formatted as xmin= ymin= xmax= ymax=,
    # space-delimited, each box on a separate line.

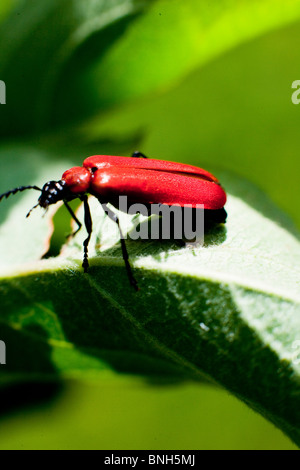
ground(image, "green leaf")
xmin=0 ymin=153 xmax=299 ymax=445
xmin=0 ymin=0 xmax=154 ymax=136
xmin=86 ymin=0 xmax=300 ymax=108
xmin=2 ymin=0 xmax=300 ymax=136
xmin=0 ymin=0 xmax=14 ymax=22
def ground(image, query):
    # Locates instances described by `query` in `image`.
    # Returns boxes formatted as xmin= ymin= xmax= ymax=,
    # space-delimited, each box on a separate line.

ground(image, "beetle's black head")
xmin=38 ymin=180 xmax=67 ymax=208
xmin=25 ymin=180 xmax=69 ymax=218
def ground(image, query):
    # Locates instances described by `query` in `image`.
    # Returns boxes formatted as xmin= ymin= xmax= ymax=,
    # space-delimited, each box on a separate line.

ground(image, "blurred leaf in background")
xmin=0 ymin=0 xmax=299 ymax=450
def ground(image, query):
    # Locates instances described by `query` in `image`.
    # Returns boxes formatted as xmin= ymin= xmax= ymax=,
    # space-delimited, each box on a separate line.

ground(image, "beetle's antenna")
xmin=0 ymin=185 xmax=41 ymax=203
xmin=26 ymin=203 xmax=40 ymax=218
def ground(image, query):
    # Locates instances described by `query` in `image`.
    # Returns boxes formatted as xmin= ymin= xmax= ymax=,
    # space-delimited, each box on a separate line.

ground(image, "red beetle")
xmin=0 ymin=152 xmax=227 ymax=289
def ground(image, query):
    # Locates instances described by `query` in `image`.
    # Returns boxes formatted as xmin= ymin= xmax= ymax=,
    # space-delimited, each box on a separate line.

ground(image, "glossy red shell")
xmin=62 ymin=155 xmax=226 ymax=210
xmin=83 ymin=155 xmax=219 ymax=183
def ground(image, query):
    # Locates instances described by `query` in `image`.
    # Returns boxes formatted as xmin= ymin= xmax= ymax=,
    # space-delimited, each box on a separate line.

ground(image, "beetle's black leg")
xmin=101 ymin=201 xmax=139 ymax=291
xmin=82 ymin=196 xmax=92 ymax=273
xmin=64 ymin=200 xmax=82 ymax=238
xmin=131 ymin=151 xmax=148 ymax=159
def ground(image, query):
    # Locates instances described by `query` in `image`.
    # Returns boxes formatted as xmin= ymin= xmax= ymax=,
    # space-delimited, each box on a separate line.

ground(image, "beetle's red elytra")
xmin=0 ymin=152 xmax=227 ymax=290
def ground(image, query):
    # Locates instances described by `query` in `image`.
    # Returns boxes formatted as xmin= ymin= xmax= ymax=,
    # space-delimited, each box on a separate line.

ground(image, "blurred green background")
xmin=0 ymin=0 xmax=299 ymax=450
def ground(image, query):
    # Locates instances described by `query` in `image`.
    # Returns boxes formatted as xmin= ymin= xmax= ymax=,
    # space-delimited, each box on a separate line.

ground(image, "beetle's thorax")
xmin=61 ymin=166 xmax=91 ymax=195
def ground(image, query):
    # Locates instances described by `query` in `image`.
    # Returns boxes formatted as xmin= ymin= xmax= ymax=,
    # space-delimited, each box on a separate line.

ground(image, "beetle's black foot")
xmin=131 ymin=151 xmax=148 ymax=159
xmin=130 ymin=277 xmax=139 ymax=292
xmin=131 ymin=272 xmax=139 ymax=290
xmin=82 ymin=259 xmax=89 ymax=273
